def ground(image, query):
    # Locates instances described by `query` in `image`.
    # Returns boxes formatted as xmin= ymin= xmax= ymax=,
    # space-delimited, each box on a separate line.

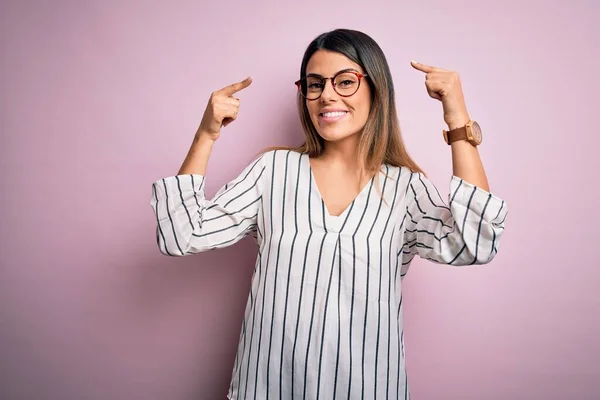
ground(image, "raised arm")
xmin=400 ymin=61 xmax=508 ymax=267
xmin=149 ymin=77 xmax=264 ymax=257
xmin=179 ymin=76 xmax=253 ymax=176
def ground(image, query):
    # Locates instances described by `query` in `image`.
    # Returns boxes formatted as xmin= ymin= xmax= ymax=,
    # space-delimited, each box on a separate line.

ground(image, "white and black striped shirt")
xmin=150 ymin=149 xmax=507 ymax=400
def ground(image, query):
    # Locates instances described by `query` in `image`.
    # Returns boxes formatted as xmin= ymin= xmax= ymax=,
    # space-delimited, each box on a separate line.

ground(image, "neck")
xmin=319 ymin=134 xmax=361 ymax=171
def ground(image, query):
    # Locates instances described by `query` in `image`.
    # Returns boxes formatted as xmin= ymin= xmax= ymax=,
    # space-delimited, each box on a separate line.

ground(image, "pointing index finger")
xmin=219 ymin=76 xmax=253 ymax=96
xmin=410 ymin=60 xmax=444 ymax=73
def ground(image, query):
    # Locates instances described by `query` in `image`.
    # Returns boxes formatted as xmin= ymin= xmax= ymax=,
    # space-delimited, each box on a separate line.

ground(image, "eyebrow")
xmin=305 ymin=68 xmax=360 ymax=78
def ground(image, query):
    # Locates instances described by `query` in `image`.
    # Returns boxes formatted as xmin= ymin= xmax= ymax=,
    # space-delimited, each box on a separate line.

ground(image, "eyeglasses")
xmin=295 ymin=69 xmax=368 ymax=100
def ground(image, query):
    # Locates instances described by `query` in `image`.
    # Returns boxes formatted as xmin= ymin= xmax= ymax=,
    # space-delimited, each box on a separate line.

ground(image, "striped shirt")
xmin=150 ymin=149 xmax=508 ymax=399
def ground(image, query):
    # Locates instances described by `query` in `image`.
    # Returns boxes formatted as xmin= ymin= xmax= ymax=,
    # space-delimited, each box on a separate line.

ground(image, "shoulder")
xmin=384 ymin=165 xmax=440 ymax=204
xmin=382 ymin=164 xmax=424 ymax=188
xmin=260 ymin=149 xmax=306 ymax=166
xmin=250 ymin=149 xmax=307 ymax=180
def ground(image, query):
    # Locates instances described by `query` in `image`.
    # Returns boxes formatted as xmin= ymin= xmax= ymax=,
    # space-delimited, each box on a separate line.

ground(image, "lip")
xmin=318 ymin=109 xmax=349 ymax=124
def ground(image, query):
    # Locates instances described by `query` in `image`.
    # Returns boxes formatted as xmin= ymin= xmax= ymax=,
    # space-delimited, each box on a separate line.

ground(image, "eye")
xmin=334 ymin=72 xmax=359 ymax=88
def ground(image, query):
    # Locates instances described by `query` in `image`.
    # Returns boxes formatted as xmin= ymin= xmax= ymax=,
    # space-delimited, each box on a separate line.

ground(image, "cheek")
xmin=307 ymin=106 xmax=319 ymax=127
xmin=352 ymin=99 xmax=371 ymax=123
xmin=306 ymin=101 xmax=318 ymax=118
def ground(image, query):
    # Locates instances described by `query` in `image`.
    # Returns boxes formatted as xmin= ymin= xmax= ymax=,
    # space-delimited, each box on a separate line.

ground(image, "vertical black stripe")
xmin=381 ymin=167 xmax=401 ymax=399
xmin=161 ymin=179 xmax=184 ymax=255
xmin=152 ymin=183 xmax=172 ymax=256
xmin=470 ymin=193 xmax=492 ymax=265
xmin=242 ymin=287 xmax=259 ymax=399
xmin=256 ymin=223 xmax=263 ymax=243
xmin=396 ymin=291 xmax=403 ymax=398
xmin=316 ymin=238 xmax=340 ymax=399
xmin=253 ymin=153 xmax=278 ymax=400
xmin=401 ymin=172 xmax=416 ymax=254
xmin=333 ymin=237 xmax=342 ymax=398
xmin=387 ymin=224 xmax=395 ymax=400
xmin=191 ymin=175 xmax=204 ymax=231
xmin=446 ymin=186 xmax=477 ymax=265
xmin=331 ymin=197 xmax=358 ymax=399
xmin=347 ymin=245 xmax=355 ymax=400
xmin=242 ymin=244 xmax=264 ymax=397
xmin=278 ymin=153 xmax=301 ymax=398
xmin=241 ymin=156 xmax=271 ymax=399
xmin=490 ymin=200 xmax=504 ymax=259
xmin=235 ymin=266 xmax=258 ymax=394
xmin=291 ymin=163 xmax=313 ymax=398
xmin=175 ymin=176 xmax=194 ymax=231
xmin=363 ymin=173 xmax=385 ymax=399
xmin=372 ymin=167 xmax=391 ymax=398
xmin=497 ymin=211 xmax=507 ymax=226
xmin=449 ymin=179 xmax=463 ymax=206
xmin=405 ymin=173 xmax=414 ymax=196
xmin=347 ymin=179 xmax=374 ymax=400
xmin=303 ymin=200 xmax=328 ymax=399
xmin=266 ymin=151 xmax=290 ymax=398
xmin=460 ymin=186 xmax=477 ymax=234
xmin=409 ymin=184 xmax=425 ymax=215
xmin=235 ymin=273 xmax=255 ymax=397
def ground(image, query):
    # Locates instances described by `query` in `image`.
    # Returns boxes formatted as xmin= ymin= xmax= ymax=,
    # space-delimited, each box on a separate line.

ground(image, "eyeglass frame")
xmin=294 ymin=68 xmax=369 ymax=101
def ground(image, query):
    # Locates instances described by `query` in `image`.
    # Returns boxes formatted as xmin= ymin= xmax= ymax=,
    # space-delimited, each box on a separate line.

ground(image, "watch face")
xmin=471 ymin=121 xmax=482 ymax=144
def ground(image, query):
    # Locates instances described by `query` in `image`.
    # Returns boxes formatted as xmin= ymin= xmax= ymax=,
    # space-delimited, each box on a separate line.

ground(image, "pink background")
xmin=1 ymin=0 xmax=598 ymax=399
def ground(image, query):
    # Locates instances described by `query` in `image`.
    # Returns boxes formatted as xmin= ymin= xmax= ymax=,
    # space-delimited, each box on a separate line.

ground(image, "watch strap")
xmin=443 ymin=120 xmax=479 ymax=145
xmin=444 ymin=126 xmax=469 ymax=144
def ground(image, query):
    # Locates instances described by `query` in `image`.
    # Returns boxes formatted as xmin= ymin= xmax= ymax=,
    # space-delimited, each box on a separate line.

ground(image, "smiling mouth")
xmin=319 ymin=111 xmax=348 ymax=117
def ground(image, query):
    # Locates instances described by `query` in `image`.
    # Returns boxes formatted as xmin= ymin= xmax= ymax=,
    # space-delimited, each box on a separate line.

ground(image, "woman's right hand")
xmin=196 ymin=77 xmax=253 ymax=142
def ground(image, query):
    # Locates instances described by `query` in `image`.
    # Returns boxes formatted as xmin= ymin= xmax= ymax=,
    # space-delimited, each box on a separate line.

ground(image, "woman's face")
xmin=304 ymin=50 xmax=372 ymax=145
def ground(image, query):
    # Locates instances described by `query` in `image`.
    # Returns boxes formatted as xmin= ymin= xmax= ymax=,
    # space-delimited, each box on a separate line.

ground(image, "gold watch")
xmin=443 ymin=120 xmax=482 ymax=146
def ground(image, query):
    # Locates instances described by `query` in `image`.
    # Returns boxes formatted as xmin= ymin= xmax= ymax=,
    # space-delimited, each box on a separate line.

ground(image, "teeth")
xmin=322 ymin=111 xmax=347 ymax=117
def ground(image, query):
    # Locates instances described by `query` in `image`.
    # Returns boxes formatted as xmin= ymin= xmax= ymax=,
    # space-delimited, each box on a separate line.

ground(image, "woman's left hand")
xmin=410 ymin=60 xmax=470 ymax=129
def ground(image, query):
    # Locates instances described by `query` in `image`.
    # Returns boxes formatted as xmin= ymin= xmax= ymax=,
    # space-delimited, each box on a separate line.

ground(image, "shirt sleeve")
xmin=401 ymin=172 xmax=508 ymax=266
xmin=149 ymin=153 xmax=268 ymax=256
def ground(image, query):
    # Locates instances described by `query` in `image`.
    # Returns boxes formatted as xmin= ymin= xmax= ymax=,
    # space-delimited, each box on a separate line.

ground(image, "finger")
xmin=410 ymin=60 xmax=445 ymax=73
xmin=219 ymin=76 xmax=253 ymax=96
xmin=214 ymin=96 xmax=240 ymax=107
xmin=425 ymin=79 xmax=446 ymax=92
xmin=425 ymin=72 xmax=450 ymax=84
xmin=222 ymin=113 xmax=238 ymax=127
xmin=425 ymin=80 xmax=444 ymax=100
xmin=220 ymin=105 xmax=239 ymax=127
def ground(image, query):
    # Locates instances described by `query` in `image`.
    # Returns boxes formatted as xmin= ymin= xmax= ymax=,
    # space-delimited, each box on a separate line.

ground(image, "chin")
xmin=311 ymin=113 xmax=366 ymax=142
xmin=316 ymin=127 xmax=359 ymax=143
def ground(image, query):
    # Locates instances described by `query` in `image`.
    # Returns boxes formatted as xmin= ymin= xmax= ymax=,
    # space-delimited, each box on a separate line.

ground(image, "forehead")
xmin=305 ymin=49 xmax=364 ymax=75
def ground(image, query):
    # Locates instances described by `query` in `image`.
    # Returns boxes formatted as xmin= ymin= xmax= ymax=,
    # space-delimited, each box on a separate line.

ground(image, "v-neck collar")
xmin=304 ymin=153 xmax=375 ymax=231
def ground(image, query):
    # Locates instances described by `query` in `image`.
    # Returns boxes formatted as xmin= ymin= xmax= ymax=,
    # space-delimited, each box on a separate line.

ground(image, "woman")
xmin=150 ymin=29 xmax=507 ymax=400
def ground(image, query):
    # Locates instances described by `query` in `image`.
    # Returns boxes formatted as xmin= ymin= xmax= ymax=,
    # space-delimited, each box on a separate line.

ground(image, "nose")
xmin=320 ymin=79 xmax=337 ymax=102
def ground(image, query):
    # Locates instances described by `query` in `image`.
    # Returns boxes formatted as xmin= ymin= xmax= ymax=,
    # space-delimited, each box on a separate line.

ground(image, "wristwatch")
xmin=443 ymin=120 xmax=482 ymax=146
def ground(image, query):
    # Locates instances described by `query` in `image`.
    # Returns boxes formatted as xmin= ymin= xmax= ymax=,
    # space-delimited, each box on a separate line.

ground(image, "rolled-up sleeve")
xmin=402 ymin=173 xmax=507 ymax=266
xmin=149 ymin=154 xmax=267 ymax=257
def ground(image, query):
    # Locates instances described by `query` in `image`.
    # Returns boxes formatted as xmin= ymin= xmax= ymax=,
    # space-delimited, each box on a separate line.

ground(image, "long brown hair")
xmin=261 ymin=28 xmax=425 ymax=181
